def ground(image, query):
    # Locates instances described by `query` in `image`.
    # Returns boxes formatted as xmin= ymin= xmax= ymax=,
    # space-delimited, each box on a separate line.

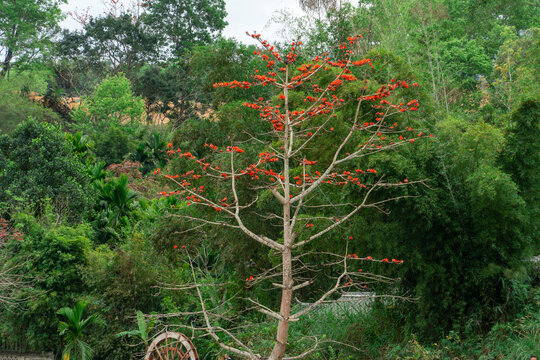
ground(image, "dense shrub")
xmin=0 ymin=213 xmax=92 ymax=353
xmin=92 ymin=125 xmax=136 ymax=166
xmin=0 ymin=118 xmax=92 ymax=220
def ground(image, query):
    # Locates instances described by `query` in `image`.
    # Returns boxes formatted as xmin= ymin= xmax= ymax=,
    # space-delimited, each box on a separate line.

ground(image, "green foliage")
xmin=188 ymin=38 xmax=267 ymax=105
xmin=72 ymin=74 xmax=145 ymax=166
xmin=503 ymin=99 xmax=540 ymax=250
xmin=53 ymin=29 xmax=106 ymax=94
xmin=82 ymin=233 xmax=186 ymax=359
xmin=0 ymin=118 xmax=92 ymax=220
xmin=65 ymin=131 xmax=95 ymax=164
xmin=388 ymin=116 xmax=532 ymax=339
xmin=156 ymin=250 xmax=246 ymax=359
xmin=143 ymin=0 xmax=227 ymax=56
xmin=134 ymin=62 xmax=181 ymax=106
xmin=92 ymin=125 xmax=136 ymax=165
xmin=133 ymin=54 xmax=226 ymax=127
xmin=131 ymin=131 xmax=168 ymax=174
xmin=492 ymin=28 xmax=540 ymax=111
xmin=74 ymin=73 xmax=145 ymax=127
xmin=58 ymin=300 xmax=100 ymax=360
xmin=203 ymin=302 xmax=403 ymax=360
xmin=439 ymin=37 xmax=491 ymax=89
xmin=115 ymin=310 xmax=155 ymax=348
xmin=86 ymin=161 xmax=107 ymax=183
xmin=133 ymin=61 xmax=197 ymax=127
xmin=81 ymin=14 xmax=158 ymax=74
xmin=92 ymin=174 xmax=137 ymax=243
xmin=386 ymin=285 xmax=540 ymax=359
xmin=0 ymin=212 xmax=91 ymax=353
xmin=0 ymin=73 xmax=61 ymax=133
xmin=95 ymin=175 xmax=137 ymax=219
xmin=0 ymin=0 xmax=65 ymax=78
xmin=273 ymin=0 xmax=538 ymax=110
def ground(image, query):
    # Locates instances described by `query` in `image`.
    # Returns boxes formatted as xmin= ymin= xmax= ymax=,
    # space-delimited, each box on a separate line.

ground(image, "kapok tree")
xmin=157 ymin=33 xmax=428 ymax=360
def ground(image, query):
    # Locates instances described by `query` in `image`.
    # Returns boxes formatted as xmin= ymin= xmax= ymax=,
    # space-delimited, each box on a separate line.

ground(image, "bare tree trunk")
xmin=270 ymin=244 xmax=293 ymax=360
xmin=1 ymin=25 xmax=17 ymax=80
xmin=0 ymin=48 xmax=13 ymax=80
xmin=269 ymin=65 xmax=293 ymax=360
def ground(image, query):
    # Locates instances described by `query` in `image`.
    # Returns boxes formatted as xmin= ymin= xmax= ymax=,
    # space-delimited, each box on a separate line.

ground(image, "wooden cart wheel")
xmin=144 ymin=331 xmax=199 ymax=360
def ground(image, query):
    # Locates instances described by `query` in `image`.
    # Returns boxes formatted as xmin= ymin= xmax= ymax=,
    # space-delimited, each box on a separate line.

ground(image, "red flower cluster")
xmin=346 ymin=253 xmax=404 ymax=264
xmin=214 ymin=80 xmax=252 ymax=89
xmin=226 ymin=146 xmax=245 ymax=153
xmin=204 ymin=143 xmax=219 ymax=151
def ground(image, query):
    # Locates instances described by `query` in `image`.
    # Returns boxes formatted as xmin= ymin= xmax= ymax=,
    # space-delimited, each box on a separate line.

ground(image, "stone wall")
xmin=0 ymin=352 xmax=53 ymax=360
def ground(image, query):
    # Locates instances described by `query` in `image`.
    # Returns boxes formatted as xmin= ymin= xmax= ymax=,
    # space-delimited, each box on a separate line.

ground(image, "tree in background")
xmin=158 ymin=33 xmax=427 ymax=359
xmin=134 ymin=61 xmax=201 ymax=128
xmin=287 ymin=0 xmax=539 ymax=112
xmin=68 ymin=73 xmax=145 ymax=166
xmin=504 ymin=99 xmax=540 ymax=250
xmin=134 ymin=38 xmax=265 ymax=128
xmin=80 ymin=14 xmax=158 ymax=74
xmin=492 ymin=27 xmax=540 ymax=112
xmin=53 ymin=29 xmax=105 ymax=95
xmin=143 ymin=0 xmax=227 ymax=57
xmin=0 ymin=0 xmax=65 ymax=79
xmin=299 ymin=0 xmax=342 ymax=18
xmin=73 ymin=73 xmax=145 ymax=127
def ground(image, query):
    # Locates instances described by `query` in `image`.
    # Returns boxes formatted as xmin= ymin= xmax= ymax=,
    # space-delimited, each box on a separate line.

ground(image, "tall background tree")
xmin=0 ymin=0 xmax=65 ymax=79
xmin=80 ymin=14 xmax=158 ymax=74
xmin=143 ymin=0 xmax=227 ymax=57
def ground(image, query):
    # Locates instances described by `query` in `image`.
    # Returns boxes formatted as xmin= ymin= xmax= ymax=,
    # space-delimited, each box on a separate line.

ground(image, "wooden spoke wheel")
xmin=145 ymin=331 xmax=199 ymax=360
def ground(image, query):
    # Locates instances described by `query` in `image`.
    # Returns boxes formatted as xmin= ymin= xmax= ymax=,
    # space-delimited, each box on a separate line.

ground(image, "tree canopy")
xmin=143 ymin=0 xmax=227 ymax=57
xmin=0 ymin=0 xmax=65 ymax=78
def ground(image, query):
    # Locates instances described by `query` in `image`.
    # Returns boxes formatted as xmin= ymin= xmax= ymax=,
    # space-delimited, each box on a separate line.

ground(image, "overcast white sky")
xmin=60 ymin=0 xmax=305 ymax=43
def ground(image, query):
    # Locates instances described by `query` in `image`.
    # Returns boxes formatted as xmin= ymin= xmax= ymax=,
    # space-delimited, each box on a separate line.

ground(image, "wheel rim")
xmin=145 ymin=332 xmax=199 ymax=360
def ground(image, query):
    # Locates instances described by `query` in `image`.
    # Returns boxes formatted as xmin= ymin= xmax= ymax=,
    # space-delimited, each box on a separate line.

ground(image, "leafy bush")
xmin=71 ymin=74 xmax=145 ymax=165
xmin=73 ymin=73 xmax=145 ymax=127
xmin=0 ymin=212 xmax=92 ymax=353
xmin=92 ymin=125 xmax=136 ymax=165
xmin=83 ymin=233 xmax=187 ymax=360
xmin=0 ymin=118 xmax=92 ymax=220
xmin=92 ymin=174 xmax=137 ymax=243
xmin=131 ymin=130 xmax=169 ymax=174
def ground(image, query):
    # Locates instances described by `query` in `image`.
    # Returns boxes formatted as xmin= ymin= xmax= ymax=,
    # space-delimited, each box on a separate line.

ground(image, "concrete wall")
xmin=0 ymin=352 xmax=53 ymax=360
